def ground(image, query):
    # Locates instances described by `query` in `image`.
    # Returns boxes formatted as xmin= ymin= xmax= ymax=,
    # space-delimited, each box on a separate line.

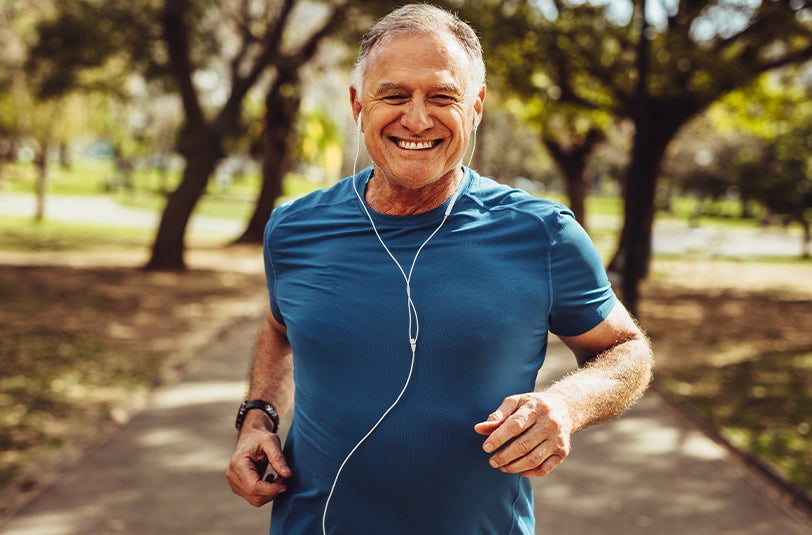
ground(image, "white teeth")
xmin=397 ymin=140 xmax=434 ymax=150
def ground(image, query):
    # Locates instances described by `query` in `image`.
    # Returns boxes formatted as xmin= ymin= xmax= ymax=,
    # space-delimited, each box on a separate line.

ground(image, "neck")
xmin=366 ymin=167 xmax=464 ymax=216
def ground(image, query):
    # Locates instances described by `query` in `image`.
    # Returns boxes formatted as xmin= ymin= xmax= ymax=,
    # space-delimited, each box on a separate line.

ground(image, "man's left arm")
xmin=474 ymin=301 xmax=653 ymax=477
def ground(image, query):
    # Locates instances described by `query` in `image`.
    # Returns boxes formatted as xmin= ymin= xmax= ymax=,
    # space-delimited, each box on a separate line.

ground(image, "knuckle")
xmin=531 ymin=449 xmax=548 ymax=466
xmin=506 ymin=417 xmax=526 ymax=435
xmin=514 ymin=438 xmax=534 ymax=456
xmin=538 ymin=465 xmax=553 ymax=476
xmin=546 ymin=414 xmax=565 ymax=432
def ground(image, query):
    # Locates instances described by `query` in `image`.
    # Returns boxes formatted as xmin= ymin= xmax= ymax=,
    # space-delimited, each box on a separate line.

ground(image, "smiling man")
xmin=349 ymin=25 xmax=484 ymax=215
xmin=227 ymin=5 xmax=653 ymax=535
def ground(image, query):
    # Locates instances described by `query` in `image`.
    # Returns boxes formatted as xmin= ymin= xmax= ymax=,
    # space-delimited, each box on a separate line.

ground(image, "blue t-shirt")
xmin=264 ymin=167 xmax=616 ymax=534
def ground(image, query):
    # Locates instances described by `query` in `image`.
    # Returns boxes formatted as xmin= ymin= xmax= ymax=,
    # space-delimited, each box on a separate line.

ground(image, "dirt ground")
xmin=1 ymin=248 xmax=810 ymax=507
xmin=643 ymin=259 xmax=812 ymax=363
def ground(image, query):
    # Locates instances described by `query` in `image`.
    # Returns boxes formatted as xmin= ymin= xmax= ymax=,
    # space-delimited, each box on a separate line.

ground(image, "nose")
xmin=400 ymin=100 xmax=433 ymax=133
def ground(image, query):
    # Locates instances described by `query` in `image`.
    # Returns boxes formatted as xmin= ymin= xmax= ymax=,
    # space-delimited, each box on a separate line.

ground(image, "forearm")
xmin=547 ymin=334 xmax=653 ymax=433
xmin=228 ymin=310 xmax=294 ymax=505
xmin=243 ymin=311 xmax=295 ymax=430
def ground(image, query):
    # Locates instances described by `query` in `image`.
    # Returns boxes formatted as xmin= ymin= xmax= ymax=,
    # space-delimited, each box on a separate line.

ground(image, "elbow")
xmin=631 ymin=335 xmax=655 ymax=398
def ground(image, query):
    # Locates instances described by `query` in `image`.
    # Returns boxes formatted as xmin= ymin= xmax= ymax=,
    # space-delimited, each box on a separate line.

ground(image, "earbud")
xmin=357 ymin=115 xmax=363 ymax=132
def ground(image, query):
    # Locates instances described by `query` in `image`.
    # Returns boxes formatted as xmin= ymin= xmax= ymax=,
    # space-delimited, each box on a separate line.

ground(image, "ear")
xmin=350 ymin=85 xmax=363 ymax=129
xmin=472 ymin=85 xmax=486 ymax=131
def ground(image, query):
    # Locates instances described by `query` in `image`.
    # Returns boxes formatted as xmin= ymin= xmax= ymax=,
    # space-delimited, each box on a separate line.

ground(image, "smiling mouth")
xmin=393 ymin=138 xmax=442 ymax=151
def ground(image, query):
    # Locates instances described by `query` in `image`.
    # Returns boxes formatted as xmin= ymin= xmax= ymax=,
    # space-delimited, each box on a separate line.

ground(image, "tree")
xmin=612 ymin=0 xmax=812 ymax=302
xmin=147 ymin=0 xmax=335 ymax=269
xmin=24 ymin=0 xmax=399 ymax=267
xmin=232 ymin=6 xmax=350 ymax=244
xmin=462 ymin=0 xmax=812 ymax=310
xmin=3 ymin=1 xmax=95 ymax=219
xmin=716 ymin=71 xmax=812 ymax=256
xmin=464 ymin=1 xmax=620 ymax=227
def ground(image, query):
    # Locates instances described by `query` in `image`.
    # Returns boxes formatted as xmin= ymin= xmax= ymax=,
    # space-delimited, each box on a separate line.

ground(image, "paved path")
xmin=0 ymin=317 xmax=809 ymax=535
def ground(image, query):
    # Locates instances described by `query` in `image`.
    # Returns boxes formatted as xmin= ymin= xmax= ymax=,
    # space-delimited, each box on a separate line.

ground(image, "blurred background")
xmin=0 ymin=0 xmax=810 ymax=530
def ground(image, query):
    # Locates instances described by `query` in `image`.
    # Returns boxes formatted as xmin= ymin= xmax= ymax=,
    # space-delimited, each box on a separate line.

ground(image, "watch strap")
xmin=236 ymin=400 xmax=280 ymax=433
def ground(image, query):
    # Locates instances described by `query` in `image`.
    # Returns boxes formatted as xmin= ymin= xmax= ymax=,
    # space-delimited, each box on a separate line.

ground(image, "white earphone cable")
xmin=322 ymin=119 xmax=472 ymax=534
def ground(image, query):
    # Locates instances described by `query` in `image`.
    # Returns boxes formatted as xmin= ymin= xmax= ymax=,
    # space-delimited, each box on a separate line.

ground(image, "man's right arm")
xmin=226 ymin=310 xmax=294 ymax=507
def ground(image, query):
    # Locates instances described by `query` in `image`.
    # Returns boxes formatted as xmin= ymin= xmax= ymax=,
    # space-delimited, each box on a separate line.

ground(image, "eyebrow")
xmin=373 ymin=82 xmax=409 ymax=95
xmin=373 ymin=81 xmax=463 ymax=96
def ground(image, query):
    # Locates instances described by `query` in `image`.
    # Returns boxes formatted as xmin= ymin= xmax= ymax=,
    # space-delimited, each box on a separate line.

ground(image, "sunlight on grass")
xmin=659 ymin=350 xmax=812 ymax=493
xmin=0 ymin=264 xmax=266 ymax=489
xmin=0 ymin=216 xmax=151 ymax=252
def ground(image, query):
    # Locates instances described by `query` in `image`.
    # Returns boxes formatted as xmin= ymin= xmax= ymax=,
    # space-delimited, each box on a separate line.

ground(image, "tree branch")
xmin=282 ymin=2 xmax=350 ymax=70
xmin=162 ymin=0 xmax=205 ymax=129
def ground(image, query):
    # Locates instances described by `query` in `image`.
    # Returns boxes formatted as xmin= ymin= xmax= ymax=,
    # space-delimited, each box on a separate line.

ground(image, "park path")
xmin=0 ymin=314 xmax=809 ymax=535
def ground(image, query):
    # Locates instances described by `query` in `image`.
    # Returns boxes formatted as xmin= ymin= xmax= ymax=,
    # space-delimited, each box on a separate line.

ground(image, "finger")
xmin=230 ymin=474 xmax=288 ymax=508
xmin=226 ymin=453 xmax=288 ymax=506
xmin=473 ymin=419 xmax=501 ymax=435
xmin=493 ymin=439 xmax=557 ymax=474
xmin=265 ymin=442 xmax=292 ymax=478
xmin=477 ymin=396 xmax=522 ymax=445
xmin=482 ymin=404 xmax=537 ymax=454
xmin=476 ymin=396 xmax=520 ymax=428
xmin=519 ymin=453 xmax=565 ymax=478
xmin=226 ymin=434 xmax=291 ymax=506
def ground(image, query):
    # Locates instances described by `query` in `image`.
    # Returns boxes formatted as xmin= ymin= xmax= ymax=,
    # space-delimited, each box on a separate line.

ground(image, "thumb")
xmin=473 ymin=409 xmax=505 ymax=435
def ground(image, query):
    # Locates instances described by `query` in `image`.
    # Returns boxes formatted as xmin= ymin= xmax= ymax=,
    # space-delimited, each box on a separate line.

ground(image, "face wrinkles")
xmin=351 ymin=31 xmax=485 ymax=214
xmin=371 ymin=80 xmax=465 ymax=148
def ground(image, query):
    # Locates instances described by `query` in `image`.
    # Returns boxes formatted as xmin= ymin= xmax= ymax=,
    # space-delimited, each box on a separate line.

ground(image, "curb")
xmin=650 ymin=379 xmax=812 ymax=526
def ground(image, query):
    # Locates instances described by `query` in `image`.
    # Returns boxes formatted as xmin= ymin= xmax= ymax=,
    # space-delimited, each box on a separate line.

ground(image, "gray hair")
xmin=353 ymin=4 xmax=486 ymax=93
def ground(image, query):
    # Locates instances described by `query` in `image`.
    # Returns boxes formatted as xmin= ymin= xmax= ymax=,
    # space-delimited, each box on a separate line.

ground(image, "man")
xmin=227 ymin=4 xmax=653 ymax=534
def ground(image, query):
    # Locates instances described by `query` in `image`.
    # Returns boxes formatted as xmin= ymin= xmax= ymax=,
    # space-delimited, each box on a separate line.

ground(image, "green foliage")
xmin=464 ymin=0 xmax=620 ymax=162
xmin=661 ymin=350 xmax=812 ymax=493
xmin=708 ymin=72 xmax=812 ymax=225
xmin=0 ymin=216 xmax=150 ymax=252
xmin=25 ymin=0 xmax=164 ymax=100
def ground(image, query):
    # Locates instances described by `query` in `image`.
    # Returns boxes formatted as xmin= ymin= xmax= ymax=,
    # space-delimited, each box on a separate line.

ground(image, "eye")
xmin=429 ymin=94 xmax=458 ymax=106
xmin=382 ymin=95 xmax=409 ymax=105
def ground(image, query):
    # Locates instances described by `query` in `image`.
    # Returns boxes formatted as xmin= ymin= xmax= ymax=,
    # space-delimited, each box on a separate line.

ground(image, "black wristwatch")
xmin=235 ymin=400 xmax=280 ymax=433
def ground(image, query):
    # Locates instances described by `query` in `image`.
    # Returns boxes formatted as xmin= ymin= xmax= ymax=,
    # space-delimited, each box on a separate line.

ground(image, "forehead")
xmin=362 ymin=31 xmax=473 ymax=93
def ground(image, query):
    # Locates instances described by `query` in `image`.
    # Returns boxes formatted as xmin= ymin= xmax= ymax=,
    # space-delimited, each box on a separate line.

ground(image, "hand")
xmin=226 ymin=419 xmax=292 ymax=507
xmin=474 ymin=392 xmax=573 ymax=477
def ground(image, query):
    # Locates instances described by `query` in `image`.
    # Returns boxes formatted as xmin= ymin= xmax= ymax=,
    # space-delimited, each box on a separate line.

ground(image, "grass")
xmin=0 ymin=216 xmax=151 ymax=252
xmin=640 ymin=273 xmax=812 ymax=496
xmin=659 ymin=349 xmax=812 ymax=492
xmin=0 ymin=262 xmax=266 ymax=498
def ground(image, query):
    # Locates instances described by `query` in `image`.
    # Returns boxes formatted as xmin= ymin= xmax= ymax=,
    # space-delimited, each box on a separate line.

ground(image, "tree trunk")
xmin=34 ymin=141 xmax=48 ymax=221
xmin=233 ymin=69 xmax=301 ymax=245
xmin=145 ymin=131 xmax=222 ymax=270
xmin=799 ymin=217 xmax=810 ymax=259
xmin=542 ymin=128 xmax=603 ymax=230
xmin=608 ymin=117 xmax=681 ymax=285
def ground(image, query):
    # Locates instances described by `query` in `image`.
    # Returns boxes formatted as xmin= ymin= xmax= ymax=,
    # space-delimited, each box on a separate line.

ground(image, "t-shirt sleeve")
xmin=546 ymin=207 xmax=616 ymax=337
xmin=263 ymin=210 xmax=286 ymax=326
